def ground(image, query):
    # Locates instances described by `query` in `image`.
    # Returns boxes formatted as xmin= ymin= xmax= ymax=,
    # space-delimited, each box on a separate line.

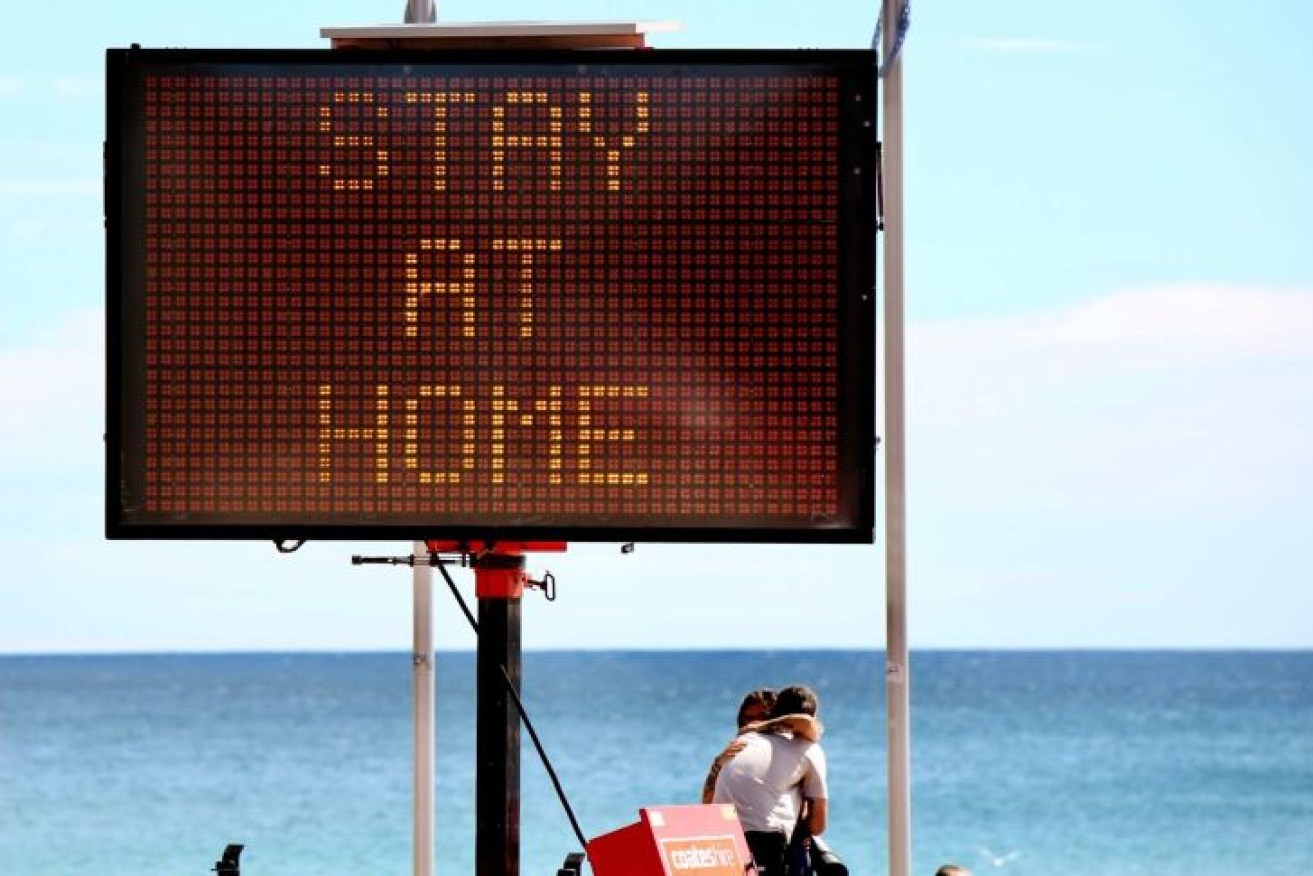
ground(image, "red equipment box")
xmin=587 ymin=805 xmax=753 ymax=876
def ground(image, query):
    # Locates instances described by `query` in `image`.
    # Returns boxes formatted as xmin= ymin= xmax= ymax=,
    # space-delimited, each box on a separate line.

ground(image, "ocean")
xmin=2 ymin=650 xmax=1310 ymax=875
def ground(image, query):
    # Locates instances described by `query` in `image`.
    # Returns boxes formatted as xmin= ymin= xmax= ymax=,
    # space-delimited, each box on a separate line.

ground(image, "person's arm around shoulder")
xmin=700 ymin=736 xmax=749 ymax=804
xmin=748 ymin=713 xmax=823 ymax=742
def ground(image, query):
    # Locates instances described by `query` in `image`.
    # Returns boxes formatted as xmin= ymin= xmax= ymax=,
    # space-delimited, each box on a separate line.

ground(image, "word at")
xmin=404 ymin=237 xmax=562 ymax=339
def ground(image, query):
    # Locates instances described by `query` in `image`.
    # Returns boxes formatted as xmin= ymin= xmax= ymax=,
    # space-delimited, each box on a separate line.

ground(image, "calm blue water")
xmin=2 ymin=651 xmax=1311 ymax=875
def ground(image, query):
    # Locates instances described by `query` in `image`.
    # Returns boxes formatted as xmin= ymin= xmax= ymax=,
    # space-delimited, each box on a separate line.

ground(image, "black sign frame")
xmin=105 ymin=47 xmax=878 ymax=542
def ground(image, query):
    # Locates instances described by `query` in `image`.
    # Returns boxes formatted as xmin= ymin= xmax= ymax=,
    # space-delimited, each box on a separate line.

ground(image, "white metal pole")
xmin=413 ymin=540 xmax=436 ymax=876
xmin=402 ymin=14 xmax=437 ymax=876
xmin=404 ymin=0 xmax=437 ymax=24
xmin=880 ymin=2 xmax=912 ymax=876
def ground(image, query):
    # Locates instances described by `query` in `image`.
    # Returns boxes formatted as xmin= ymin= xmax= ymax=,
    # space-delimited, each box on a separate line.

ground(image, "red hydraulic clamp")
xmin=425 ymin=540 xmax=567 ymax=599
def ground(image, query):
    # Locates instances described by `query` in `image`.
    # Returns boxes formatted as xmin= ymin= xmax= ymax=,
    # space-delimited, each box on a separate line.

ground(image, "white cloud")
xmin=51 ymin=74 xmax=104 ymax=100
xmin=908 ymin=284 xmax=1313 ymax=516
xmin=1017 ymin=284 xmax=1313 ymax=361
xmin=0 ymin=307 xmax=103 ymax=473
xmin=0 ymin=73 xmax=102 ymax=101
xmin=0 ymin=74 xmax=26 ymax=96
xmin=0 ymin=178 xmax=99 ymax=196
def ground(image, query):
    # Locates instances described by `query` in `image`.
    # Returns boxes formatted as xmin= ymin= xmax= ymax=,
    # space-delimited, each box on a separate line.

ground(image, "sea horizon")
xmin=5 ymin=644 xmax=1312 ymax=656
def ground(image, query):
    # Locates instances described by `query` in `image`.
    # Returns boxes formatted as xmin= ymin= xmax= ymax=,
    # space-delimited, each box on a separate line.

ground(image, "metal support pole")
xmin=413 ymin=541 xmax=436 ymax=876
xmin=881 ymin=3 xmax=912 ymax=876
xmin=404 ymin=0 xmax=437 ymax=24
xmin=403 ymin=0 xmax=436 ymax=862
xmin=476 ymin=594 xmax=522 ymax=876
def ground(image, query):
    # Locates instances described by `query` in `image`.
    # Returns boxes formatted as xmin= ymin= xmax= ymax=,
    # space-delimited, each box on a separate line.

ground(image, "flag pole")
xmin=879 ymin=2 xmax=911 ymax=876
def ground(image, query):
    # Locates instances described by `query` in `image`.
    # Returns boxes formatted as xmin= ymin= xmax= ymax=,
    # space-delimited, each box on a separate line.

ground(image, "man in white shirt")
xmin=712 ymin=685 xmax=828 ymax=876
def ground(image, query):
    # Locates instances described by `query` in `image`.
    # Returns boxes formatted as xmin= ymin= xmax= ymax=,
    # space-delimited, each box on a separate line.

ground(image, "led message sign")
xmin=106 ymin=48 xmax=877 ymax=541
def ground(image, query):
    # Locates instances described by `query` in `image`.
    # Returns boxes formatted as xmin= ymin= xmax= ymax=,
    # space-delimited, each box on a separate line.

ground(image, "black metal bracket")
xmin=213 ymin=843 xmax=243 ymax=876
xmin=557 ymin=851 xmax=586 ymax=876
xmin=351 ymin=552 xmax=460 ymax=567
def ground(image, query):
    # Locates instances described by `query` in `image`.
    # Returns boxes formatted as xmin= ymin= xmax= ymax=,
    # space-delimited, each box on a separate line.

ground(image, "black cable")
xmin=433 ymin=556 xmax=589 ymax=851
xmin=435 ymin=556 xmax=480 ymax=633
xmin=499 ymin=664 xmax=589 ymax=852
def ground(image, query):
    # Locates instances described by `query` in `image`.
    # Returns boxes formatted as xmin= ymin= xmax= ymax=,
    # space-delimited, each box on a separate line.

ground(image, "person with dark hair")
xmin=709 ymin=684 xmax=828 ymax=876
xmin=737 ymin=688 xmax=777 ymax=728
xmin=935 ymin=866 xmax=972 ymax=876
xmin=702 ymin=689 xmax=773 ymax=802
xmin=772 ymin=685 xmax=818 ymax=721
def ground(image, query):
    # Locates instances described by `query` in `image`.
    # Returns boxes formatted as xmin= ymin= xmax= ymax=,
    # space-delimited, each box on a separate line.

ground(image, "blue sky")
xmin=1 ymin=0 xmax=1310 ymax=652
